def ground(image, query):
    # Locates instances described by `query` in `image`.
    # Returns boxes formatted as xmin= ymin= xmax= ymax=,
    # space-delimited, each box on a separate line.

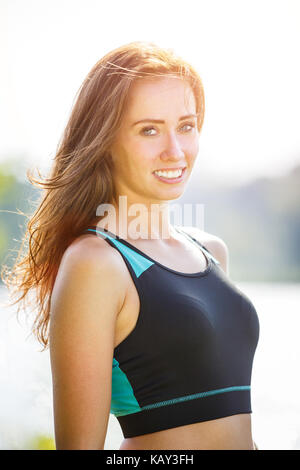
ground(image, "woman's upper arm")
xmin=49 ymin=239 xmax=127 ymax=450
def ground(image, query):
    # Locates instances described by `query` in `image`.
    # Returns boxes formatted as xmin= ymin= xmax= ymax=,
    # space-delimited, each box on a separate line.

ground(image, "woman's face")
xmin=110 ymin=77 xmax=200 ymax=205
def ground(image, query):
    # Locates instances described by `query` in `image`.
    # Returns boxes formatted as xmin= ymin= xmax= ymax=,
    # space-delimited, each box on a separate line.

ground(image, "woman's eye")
xmin=181 ymin=123 xmax=195 ymax=132
xmin=140 ymin=122 xmax=195 ymax=136
xmin=141 ymin=127 xmax=157 ymax=136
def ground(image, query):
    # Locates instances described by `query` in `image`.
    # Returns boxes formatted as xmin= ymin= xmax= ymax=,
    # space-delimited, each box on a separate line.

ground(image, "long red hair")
xmin=1 ymin=41 xmax=205 ymax=350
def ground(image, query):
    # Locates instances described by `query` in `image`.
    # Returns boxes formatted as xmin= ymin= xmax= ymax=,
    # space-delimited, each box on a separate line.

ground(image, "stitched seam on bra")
xmin=140 ymin=386 xmax=251 ymax=411
xmin=115 ymin=386 xmax=251 ymax=416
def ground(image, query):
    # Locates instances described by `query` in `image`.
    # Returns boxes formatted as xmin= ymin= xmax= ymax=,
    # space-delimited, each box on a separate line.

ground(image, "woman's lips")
xmin=152 ymin=167 xmax=187 ymax=184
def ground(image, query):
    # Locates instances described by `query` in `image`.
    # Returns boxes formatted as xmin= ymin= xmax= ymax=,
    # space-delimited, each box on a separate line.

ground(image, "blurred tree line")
xmin=0 ymin=158 xmax=300 ymax=282
xmin=0 ymin=160 xmax=40 ymax=282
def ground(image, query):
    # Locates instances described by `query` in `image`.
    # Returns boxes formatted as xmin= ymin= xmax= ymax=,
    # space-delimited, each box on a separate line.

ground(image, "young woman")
xmin=3 ymin=41 xmax=260 ymax=450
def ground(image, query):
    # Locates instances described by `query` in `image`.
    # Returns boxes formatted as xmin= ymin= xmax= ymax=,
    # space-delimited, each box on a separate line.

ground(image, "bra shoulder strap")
xmin=82 ymin=227 xmax=155 ymax=278
xmin=174 ymin=226 xmax=220 ymax=265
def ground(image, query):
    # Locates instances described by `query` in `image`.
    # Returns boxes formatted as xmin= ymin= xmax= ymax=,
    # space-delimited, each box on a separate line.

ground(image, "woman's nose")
xmin=160 ymin=133 xmax=185 ymax=161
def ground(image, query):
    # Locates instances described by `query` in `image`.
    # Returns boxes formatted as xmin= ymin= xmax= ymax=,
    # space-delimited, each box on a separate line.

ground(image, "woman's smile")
xmin=152 ymin=166 xmax=187 ymax=184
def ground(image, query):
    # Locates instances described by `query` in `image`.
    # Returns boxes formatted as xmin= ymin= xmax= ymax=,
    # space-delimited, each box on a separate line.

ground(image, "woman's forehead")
xmin=124 ymin=77 xmax=196 ymax=118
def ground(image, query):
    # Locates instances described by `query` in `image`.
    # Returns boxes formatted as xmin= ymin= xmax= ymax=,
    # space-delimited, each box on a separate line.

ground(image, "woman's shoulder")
xmin=177 ymin=226 xmax=229 ymax=274
xmin=64 ymin=233 xmax=118 ymax=263
xmin=52 ymin=233 xmax=129 ymax=316
xmin=60 ymin=233 xmax=130 ymax=283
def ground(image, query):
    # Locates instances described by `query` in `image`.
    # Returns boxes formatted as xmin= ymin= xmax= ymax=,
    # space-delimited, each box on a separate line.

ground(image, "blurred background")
xmin=0 ymin=0 xmax=299 ymax=450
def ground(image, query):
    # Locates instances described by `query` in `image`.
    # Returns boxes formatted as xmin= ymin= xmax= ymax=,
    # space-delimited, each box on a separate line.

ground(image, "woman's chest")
xmin=115 ymin=262 xmax=259 ymax=359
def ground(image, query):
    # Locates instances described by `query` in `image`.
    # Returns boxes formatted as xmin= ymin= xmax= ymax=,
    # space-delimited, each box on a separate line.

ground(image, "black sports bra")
xmin=83 ymin=225 xmax=260 ymax=438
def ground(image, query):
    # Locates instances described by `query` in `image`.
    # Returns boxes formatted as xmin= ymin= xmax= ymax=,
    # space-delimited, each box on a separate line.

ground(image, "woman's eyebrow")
xmin=132 ymin=114 xmax=199 ymax=127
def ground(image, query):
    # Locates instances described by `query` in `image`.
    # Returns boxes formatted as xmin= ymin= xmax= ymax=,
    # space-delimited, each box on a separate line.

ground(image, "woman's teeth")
xmin=154 ymin=168 xmax=183 ymax=179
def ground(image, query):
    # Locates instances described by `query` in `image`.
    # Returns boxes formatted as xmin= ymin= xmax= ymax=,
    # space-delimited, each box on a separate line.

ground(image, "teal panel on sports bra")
xmin=111 ymin=358 xmax=142 ymax=417
xmin=85 ymin=228 xmax=154 ymax=278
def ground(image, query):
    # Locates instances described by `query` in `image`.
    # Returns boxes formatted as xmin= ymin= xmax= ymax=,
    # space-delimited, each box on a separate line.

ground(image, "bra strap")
xmin=174 ymin=226 xmax=220 ymax=265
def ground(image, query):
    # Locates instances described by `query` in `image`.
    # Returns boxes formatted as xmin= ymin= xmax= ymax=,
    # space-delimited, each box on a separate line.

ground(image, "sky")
xmin=1 ymin=0 xmax=300 ymax=186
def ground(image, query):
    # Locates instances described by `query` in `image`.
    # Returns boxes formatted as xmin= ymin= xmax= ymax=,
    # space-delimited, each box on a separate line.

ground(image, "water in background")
xmin=0 ymin=282 xmax=299 ymax=450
